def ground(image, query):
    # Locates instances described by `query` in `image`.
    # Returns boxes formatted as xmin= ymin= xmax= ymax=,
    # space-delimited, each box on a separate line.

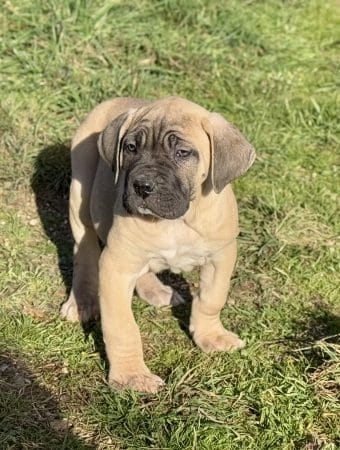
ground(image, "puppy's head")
xmin=98 ymin=97 xmax=256 ymax=219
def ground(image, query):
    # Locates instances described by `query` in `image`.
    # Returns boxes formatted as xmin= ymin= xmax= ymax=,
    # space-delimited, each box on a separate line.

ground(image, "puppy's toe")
xmin=110 ymin=372 xmax=165 ymax=394
xmin=60 ymin=297 xmax=79 ymax=322
xmin=195 ymin=330 xmax=245 ymax=353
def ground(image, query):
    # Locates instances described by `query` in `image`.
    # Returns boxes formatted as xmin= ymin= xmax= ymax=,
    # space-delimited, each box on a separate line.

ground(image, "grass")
xmin=0 ymin=0 xmax=339 ymax=448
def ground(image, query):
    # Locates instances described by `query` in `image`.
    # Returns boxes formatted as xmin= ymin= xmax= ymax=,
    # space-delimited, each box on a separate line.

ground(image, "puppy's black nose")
xmin=133 ymin=177 xmax=155 ymax=198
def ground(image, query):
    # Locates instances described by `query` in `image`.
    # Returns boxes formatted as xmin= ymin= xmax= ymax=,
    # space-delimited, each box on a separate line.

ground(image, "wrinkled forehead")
xmin=130 ymin=100 xmax=210 ymax=149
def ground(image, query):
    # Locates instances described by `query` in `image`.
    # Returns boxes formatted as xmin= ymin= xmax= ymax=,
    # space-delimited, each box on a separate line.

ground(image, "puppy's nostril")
xmin=133 ymin=179 xmax=155 ymax=198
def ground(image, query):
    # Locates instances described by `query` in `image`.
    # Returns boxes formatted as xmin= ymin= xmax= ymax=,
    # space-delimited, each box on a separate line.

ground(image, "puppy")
xmin=61 ymin=97 xmax=256 ymax=392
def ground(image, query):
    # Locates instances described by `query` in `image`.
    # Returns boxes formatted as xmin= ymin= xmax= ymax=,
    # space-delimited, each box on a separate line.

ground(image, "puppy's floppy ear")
xmin=203 ymin=113 xmax=256 ymax=193
xmin=97 ymin=109 xmax=136 ymax=183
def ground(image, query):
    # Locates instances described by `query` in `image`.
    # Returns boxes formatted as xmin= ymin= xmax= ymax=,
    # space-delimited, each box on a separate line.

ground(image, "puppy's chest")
xmin=149 ymin=225 xmax=211 ymax=273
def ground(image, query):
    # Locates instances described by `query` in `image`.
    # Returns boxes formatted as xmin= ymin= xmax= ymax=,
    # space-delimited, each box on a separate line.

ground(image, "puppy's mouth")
xmin=123 ymin=194 xmax=189 ymax=220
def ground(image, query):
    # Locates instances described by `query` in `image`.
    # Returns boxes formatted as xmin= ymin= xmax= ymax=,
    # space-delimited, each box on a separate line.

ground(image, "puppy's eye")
xmin=176 ymin=149 xmax=192 ymax=158
xmin=124 ymin=142 xmax=137 ymax=153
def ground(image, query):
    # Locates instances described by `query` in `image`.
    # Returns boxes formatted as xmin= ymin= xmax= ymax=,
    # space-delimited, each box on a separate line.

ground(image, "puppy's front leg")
xmin=99 ymin=248 xmax=164 ymax=393
xmin=190 ymin=239 xmax=245 ymax=353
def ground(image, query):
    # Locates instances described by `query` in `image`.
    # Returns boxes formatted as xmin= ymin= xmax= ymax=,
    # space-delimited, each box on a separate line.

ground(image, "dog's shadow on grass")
xmin=297 ymin=309 xmax=340 ymax=342
xmin=287 ymin=308 xmax=340 ymax=368
xmin=0 ymin=352 xmax=95 ymax=449
xmin=159 ymin=270 xmax=194 ymax=339
xmin=31 ymin=143 xmax=73 ymax=296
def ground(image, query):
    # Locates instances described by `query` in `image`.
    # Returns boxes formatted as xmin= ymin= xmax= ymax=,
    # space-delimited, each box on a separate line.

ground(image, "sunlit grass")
xmin=0 ymin=0 xmax=339 ymax=448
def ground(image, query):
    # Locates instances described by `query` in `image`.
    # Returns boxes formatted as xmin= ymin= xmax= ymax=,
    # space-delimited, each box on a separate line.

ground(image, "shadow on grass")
xmin=159 ymin=270 xmax=193 ymax=339
xmin=274 ymin=307 xmax=340 ymax=373
xmin=294 ymin=308 xmax=340 ymax=342
xmin=31 ymin=143 xmax=73 ymax=295
xmin=0 ymin=353 xmax=94 ymax=449
xmin=30 ymin=143 xmax=108 ymax=365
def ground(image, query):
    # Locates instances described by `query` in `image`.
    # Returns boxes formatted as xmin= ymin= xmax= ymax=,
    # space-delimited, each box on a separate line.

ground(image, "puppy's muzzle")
xmin=123 ymin=165 xmax=190 ymax=219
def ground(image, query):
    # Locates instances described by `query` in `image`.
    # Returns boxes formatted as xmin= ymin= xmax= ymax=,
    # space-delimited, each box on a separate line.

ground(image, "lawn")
xmin=0 ymin=0 xmax=339 ymax=448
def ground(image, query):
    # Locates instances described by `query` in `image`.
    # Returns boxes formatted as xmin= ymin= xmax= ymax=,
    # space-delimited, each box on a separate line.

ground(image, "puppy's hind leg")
xmin=61 ymin=133 xmax=101 ymax=323
xmin=135 ymin=272 xmax=185 ymax=307
xmin=60 ymin=180 xmax=101 ymax=322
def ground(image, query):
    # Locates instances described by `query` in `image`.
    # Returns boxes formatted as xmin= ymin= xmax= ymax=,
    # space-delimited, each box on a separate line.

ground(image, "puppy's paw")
xmin=109 ymin=371 xmax=165 ymax=394
xmin=142 ymin=284 xmax=185 ymax=307
xmin=194 ymin=330 xmax=245 ymax=353
xmin=144 ymin=284 xmax=172 ymax=306
xmin=60 ymin=292 xmax=100 ymax=323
